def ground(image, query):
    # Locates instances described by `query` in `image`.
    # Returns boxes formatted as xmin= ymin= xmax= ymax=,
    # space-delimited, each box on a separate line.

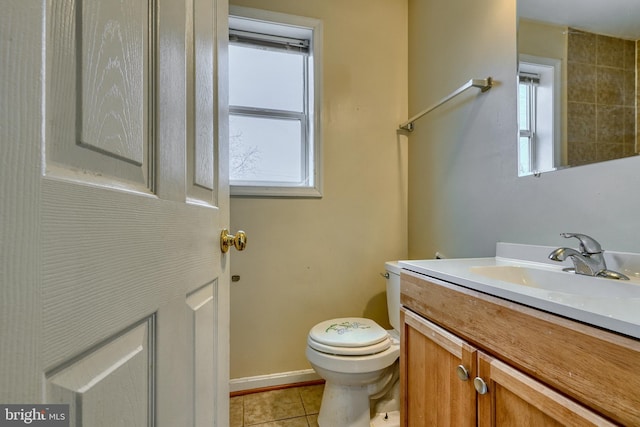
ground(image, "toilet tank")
xmin=385 ymin=261 xmax=402 ymax=332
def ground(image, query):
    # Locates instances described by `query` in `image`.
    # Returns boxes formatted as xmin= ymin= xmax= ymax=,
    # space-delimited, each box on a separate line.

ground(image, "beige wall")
xmin=229 ymin=0 xmax=408 ymax=380
xmin=407 ymin=0 xmax=518 ymax=259
xmin=408 ymin=0 xmax=640 ymax=260
xmin=518 ymin=19 xmax=567 ymax=60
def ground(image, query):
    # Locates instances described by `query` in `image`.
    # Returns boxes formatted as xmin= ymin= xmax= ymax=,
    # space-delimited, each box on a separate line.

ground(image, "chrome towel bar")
xmin=399 ymin=77 xmax=493 ymax=131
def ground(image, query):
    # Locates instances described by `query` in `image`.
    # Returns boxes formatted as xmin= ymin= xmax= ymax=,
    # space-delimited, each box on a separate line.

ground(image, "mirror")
xmin=517 ymin=0 xmax=640 ymax=176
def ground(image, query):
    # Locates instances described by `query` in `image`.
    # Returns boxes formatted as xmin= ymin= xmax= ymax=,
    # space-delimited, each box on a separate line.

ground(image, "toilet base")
xmin=317 ymin=381 xmax=371 ymax=427
xmin=316 ymin=364 xmax=399 ymax=427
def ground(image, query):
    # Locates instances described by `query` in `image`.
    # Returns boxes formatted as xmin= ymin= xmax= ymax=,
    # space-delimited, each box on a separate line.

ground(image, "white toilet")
xmin=306 ymin=262 xmax=401 ymax=427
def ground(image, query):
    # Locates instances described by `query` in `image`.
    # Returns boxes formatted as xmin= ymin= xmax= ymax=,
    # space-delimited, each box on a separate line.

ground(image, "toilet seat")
xmin=307 ymin=317 xmax=391 ymax=356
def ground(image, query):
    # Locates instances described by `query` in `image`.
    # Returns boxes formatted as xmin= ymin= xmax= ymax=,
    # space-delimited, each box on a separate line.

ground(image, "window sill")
xmin=230 ymin=185 xmax=322 ymax=198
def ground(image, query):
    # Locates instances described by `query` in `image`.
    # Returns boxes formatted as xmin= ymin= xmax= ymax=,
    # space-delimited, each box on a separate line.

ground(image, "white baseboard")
xmin=229 ymin=369 xmax=321 ymax=393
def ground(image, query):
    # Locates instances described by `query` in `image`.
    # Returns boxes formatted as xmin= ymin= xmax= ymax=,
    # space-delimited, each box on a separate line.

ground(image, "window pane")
xmin=230 ymin=115 xmax=304 ymax=184
xmin=518 ymin=136 xmax=532 ymax=175
xmin=518 ymin=83 xmax=530 ymax=131
xmin=229 ymin=45 xmax=304 ymax=112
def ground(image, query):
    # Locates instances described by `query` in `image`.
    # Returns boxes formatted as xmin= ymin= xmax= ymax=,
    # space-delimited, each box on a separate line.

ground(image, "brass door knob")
xmin=220 ymin=229 xmax=247 ymax=253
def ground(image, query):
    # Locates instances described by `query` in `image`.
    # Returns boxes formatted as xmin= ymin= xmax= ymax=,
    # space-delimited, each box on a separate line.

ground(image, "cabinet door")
xmin=401 ymin=309 xmax=477 ymax=427
xmin=476 ymin=352 xmax=616 ymax=427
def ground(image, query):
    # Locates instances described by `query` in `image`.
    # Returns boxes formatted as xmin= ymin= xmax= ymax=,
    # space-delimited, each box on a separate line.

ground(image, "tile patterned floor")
xmin=230 ymin=384 xmax=323 ymax=427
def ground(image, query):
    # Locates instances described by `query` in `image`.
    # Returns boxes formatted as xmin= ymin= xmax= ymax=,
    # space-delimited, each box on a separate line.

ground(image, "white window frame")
xmin=517 ymin=55 xmax=561 ymax=177
xmin=518 ymin=72 xmax=538 ymax=175
xmin=228 ymin=6 xmax=323 ymax=197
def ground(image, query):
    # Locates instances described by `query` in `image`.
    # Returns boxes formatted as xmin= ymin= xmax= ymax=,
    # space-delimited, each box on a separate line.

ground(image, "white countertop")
xmin=399 ymin=243 xmax=640 ymax=340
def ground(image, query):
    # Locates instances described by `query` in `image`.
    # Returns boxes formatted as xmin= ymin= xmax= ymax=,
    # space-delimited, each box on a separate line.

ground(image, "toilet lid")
xmin=307 ymin=335 xmax=392 ymax=356
xmin=308 ymin=317 xmax=389 ymax=349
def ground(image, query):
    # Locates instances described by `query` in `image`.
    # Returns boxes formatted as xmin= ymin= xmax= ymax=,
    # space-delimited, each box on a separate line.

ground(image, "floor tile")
xmin=250 ymin=417 xmax=309 ymax=427
xmin=306 ymin=414 xmax=319 ymax=427
xmin=230 ymin=396 xmax=244 ymax=427
xmin=243 ymin=388 xmax=306 ymax=425
xmin=231 ymin=383 xmax=326 ymax=426
xmin=299 ymin=385 xmax=323 ymax=415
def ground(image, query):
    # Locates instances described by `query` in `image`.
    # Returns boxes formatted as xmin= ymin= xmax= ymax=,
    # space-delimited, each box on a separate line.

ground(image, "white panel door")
xmin=0 ymin=0 xmax=230 ymax=425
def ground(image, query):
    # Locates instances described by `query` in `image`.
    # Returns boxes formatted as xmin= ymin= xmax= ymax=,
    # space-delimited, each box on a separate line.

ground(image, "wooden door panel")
xmin=187 ymin=283 xmax=216 ymax=425
xmin=46 ymin=318 xmax=154 ymax=427
xmin=1 ymin=0 xmax=229 ymax=425
xmin=477 ymin=353 xmax=616 ymax=427
xmin=493 ymin=384 xmax=563 ymax=427
xmin=47 ymin=0 xmax=155 ymax=190
xmin=401 ymin=309 xmax=476 ymax=427
xmin=41 ymin=178 xmax=218 ymax=368
xmin=190 ymin=0 xmax=216 ymax=194
xmin=79 ymin=0 xmax=148 ymax=165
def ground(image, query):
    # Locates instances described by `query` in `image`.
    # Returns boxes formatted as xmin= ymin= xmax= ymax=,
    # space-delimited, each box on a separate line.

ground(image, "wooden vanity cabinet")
xmin=400 ymin=270 xmax=640 ymax=426
xmin=401 ymin=308 xmax=477 ymax=427
xmin=476 ymin=352 xmax=614 ymax=426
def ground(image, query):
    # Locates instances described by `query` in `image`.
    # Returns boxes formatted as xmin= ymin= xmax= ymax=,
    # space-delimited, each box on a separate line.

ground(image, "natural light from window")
xmin=517 ymin=55 xmax=561 ymax=177
xmin=228 ymin=8 xmax=321 ymax=197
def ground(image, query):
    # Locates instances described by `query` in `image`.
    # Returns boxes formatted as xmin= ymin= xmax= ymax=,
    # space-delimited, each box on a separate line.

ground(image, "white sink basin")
xmin=399 ymin=242 xmax=640 ymax=339
xmin=469 ymin=265 xmax=640 ymax=299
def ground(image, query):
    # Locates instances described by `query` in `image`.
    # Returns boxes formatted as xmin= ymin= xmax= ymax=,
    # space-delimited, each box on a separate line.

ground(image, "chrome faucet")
xmin=548 ymin=233 xmax=629 ymax=280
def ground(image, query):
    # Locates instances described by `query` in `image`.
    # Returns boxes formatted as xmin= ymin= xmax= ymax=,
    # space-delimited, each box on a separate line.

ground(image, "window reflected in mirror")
xmin=517 ymin=56 xmax=561 ymax=176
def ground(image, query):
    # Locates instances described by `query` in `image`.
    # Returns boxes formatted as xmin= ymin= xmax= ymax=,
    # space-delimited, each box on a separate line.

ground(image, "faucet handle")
xmin=560 ymin=233 xmax=603 ymax=254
